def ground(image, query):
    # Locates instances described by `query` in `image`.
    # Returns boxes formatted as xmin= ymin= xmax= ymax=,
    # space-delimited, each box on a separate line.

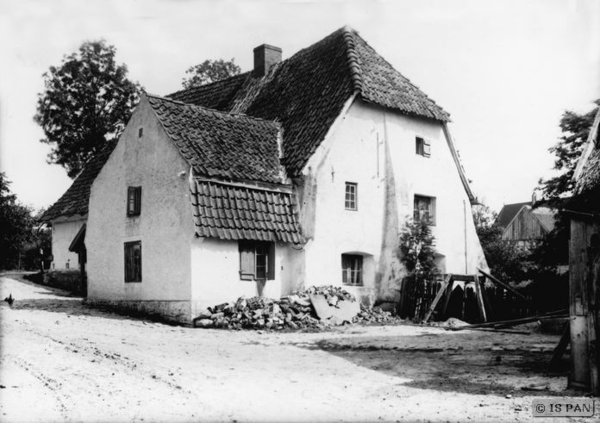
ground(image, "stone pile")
xmin=193 ymin=285 xmax=401 ymax=330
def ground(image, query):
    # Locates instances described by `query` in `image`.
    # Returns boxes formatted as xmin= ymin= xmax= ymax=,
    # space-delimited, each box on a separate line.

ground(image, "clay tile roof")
xmin=190 ymin=179 xmax=304 ymax=243
xmin=147 ymin=94 xmax=283 ymax=184
xmin=168 ymin=26 xmax=449 ymax=176
xmin=574 ymin=107 xmax=600 ymax=196
xmin=41 ymin=141 xmax=117 ymax=222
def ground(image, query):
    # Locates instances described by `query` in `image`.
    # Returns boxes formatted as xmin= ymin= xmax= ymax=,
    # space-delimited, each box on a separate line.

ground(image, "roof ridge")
xmin=147 ymin=91 xmax=280 ymax=128
xmin=167 ymin=71 xmax=252 ymax=101
xmin=341 ymin=26 xmax=363 ymax=94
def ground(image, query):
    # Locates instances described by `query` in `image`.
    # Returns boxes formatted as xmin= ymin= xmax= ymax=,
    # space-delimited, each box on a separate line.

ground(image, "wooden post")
xmin=441 ymin=278 xmax=455 ymax=318
xmin=474 ymin=276 xmax=487 ymax=323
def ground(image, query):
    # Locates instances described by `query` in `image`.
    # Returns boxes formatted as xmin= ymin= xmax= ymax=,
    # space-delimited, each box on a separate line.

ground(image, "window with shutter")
xmin=239 ymin=241 xmax=275 ymax=281
xmin=127 ymin=186 xmax=142 ymax=216
xmin=416 ymin=137 xmax=431 ymax=157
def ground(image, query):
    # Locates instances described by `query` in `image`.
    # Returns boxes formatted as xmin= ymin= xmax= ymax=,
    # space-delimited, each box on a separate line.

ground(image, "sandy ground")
xmin=0 ymin=274 xmax=595 ymax=423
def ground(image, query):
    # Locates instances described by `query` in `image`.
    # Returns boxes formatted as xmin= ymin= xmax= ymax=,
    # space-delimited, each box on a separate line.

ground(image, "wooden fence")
xmin=398 ymin=275 xmax=535 ymax=323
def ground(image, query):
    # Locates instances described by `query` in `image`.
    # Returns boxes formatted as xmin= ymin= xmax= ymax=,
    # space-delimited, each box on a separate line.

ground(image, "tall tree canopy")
xmin=0 ymin=173 xmax=34 ymax=270
xmin=35 ymin=40 xmax=140 ymax=178
xmin=539 ymin=100 xmax=600 ymax=203
xmin=182 ymin=58 xmax=241 ymax=89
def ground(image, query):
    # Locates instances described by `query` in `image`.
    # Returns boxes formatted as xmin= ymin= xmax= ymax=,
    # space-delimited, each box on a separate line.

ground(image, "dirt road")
xmin=0 ymin=274 xmax=592 ymax=422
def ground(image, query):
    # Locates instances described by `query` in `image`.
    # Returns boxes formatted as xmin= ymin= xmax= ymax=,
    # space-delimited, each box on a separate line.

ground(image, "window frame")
xmin=345 ymin=182 xmax=358 ymax=211
xmin=127 ymin=186 xmax=142 ymax=217
xmin=341 ymin=254 xmax=363 ymax=286
xmin=124 ymin=241 xmax=142 ymax=283
xmin=239 ymin=241 xmax=275 ymax=281
xmin=413 ymin=195 xmax=436 ymax=226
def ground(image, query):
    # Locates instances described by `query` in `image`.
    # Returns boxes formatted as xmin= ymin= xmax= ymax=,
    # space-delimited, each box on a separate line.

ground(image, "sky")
xmin=1 ymin=0 xmax=599 ymax=213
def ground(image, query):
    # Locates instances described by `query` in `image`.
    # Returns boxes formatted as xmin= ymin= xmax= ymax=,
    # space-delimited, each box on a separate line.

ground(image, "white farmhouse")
xmin=45 ymin=27 xmax=488 ymax=323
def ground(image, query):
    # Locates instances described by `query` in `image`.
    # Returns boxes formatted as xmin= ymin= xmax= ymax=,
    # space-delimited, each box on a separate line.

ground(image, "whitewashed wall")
xmin=50 ymin=216 xmax=86 ymax=270
xmin=190 ymin=238 xmax=302 ymax=313
xmin=297 ymin=99 xmax=487 ymax=303
xmin=86 ymin=98 xmax=195 ymax=321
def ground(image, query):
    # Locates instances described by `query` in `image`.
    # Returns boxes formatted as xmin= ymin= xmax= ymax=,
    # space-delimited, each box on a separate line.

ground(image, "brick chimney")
xmin=253 ymin=44 xmax=282 ymax=77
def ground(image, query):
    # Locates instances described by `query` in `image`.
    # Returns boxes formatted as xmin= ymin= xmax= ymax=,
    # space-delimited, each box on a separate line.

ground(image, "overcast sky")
xmin=1 ymin=0 xmax=599 ymax=213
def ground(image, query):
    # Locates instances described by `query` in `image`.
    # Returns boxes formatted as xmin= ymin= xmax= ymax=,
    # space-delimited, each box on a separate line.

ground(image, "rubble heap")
xmin=193 ymin=285 xmax=402 ymax=330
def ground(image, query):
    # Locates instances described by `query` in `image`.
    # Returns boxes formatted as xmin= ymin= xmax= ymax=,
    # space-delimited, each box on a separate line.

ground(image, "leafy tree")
xmin=539 ymin=100 xmax=599 ymax=203
xmin=399 ymin=220 xmax=439 ymax=281
xmin=536 ymin=100 xmax=599 ymax=269
xmin=35 ymin=40 xmax=140 ymax=178
xmin=472 ymin=204 xmax=531 ymax=282
xmin=182 ymin=58 xmax=241 ymax=89
xmin=0 ymin=173 xmax=34 ymax=270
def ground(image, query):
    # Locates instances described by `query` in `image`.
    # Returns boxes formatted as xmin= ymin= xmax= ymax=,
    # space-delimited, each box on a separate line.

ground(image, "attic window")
xmin=416 ymin=137 xmax=431 ymax=157
xmin=138 ymin=127 xmax=143 ymax=138
xmin=127 ymin=186 xmax=142 ymax=216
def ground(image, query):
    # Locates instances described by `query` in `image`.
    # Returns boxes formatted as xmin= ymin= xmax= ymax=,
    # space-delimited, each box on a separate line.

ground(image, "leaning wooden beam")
xmin=422 ymin=275 xmax=452 ymax=323
xmin=447 ymin=310 xmax=569 ymax=331
xmin=477 ymin=267 xmax=530 ymax=303
xmin=448 ymin=327 xmax=531 ymax=335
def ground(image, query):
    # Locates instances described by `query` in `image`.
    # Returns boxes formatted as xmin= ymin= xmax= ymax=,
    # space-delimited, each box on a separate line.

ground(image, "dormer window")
xmin=127 ymin=186 xmax=142 ymax=216
xmin=416 ymin=137 xmax=431 ymax=157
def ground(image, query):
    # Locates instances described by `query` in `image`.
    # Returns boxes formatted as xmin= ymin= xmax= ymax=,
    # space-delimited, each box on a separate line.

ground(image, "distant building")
xmin=497 ymin=201 xmax=556 ymax=246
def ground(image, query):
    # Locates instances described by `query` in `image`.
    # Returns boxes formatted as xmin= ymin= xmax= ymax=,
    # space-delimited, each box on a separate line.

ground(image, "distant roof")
xmin=190 ymin=179 xmax=303 ymax=243
xmin=496 ymin=202 xmax=531 ymax=228
xmin=41 ymin=141 xmax=117 ymax=222
xmin=169 ymin=26 xmax=449 ymax=177
xmin=147 ymin=94 xmax=283 ymax=184
xmin=530 ymin=207 xmax=556 ymax=233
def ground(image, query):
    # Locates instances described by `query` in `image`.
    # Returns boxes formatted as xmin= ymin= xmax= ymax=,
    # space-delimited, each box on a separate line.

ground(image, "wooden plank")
xmin=422 ymin=275 xmax=451 ymax=323
xmin=474 ymin=276 xmax=487 ymax=323
xmin=479 ymin=277 xmax=495 ymax=321
xmin=477 ymin=267 xmax=530 ymax=303
xmin=440 ymin=279 xmax=455 ymax=318
xmin=449 ymin=310 xmax=569 ymax=331
xmin=447 ymin=274 xmax=476 ymax=282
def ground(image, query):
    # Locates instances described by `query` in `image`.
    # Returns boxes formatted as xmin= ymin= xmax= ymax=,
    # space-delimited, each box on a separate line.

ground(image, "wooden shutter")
xmin=239 ymin=242 xmax=255 ymax=280
xmin=423 ymin=139 xmax=431 ymax=157
xmin=267 ymin=243 xmax=276 ymax=280
xmin=135 ymin=187 xmax=142 ymax=215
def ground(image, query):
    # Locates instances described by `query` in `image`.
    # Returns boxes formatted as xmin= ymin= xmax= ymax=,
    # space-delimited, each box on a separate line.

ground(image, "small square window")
xmin=342 ymin=254 xmax=363 ymax=286
xmin=414 ymin=195 xmax=436 ymax=225
xmin=416 ymin=137 xmax=431 ymax=157
xmin=124 ymin=241 xmax=142 ymax=282
xmin=345 ymin=182 xmax=357 ymax=211
xmin=239 ymin=241 xmax=275 ymax=281
xmin=127 ymin=187 xmax=142 ymax=216
xmin=138 ymin=127 xmax=143 ymax=138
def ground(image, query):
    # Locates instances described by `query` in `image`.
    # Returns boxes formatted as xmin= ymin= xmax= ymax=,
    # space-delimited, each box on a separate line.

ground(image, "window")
xmin=127 ymin=186 xmax=142 ymax=216
xmin=414 ymin=195 xmax=436 ymax=225
xmin=415 ymin=137 xmax=431 ymax=157
xmin=345 ymin=182 xmax=357 ymax=210
xmin=239 ymin=241 xmax=275 ymax=281
xmin=342 ymin=254 xmax=363 ymax=286
xmin=124 ymin=241 xmax=142 ymax=282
